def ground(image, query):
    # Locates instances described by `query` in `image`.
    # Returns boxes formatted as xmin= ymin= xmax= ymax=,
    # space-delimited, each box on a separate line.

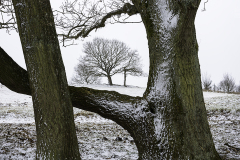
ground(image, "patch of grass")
xmin=74 ymin=110 xmax=96 ymax=118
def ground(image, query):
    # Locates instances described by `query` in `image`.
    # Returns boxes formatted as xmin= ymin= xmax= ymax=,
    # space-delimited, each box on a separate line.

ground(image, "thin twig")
xmin=202 ymin=0 xmax=209 ymax=11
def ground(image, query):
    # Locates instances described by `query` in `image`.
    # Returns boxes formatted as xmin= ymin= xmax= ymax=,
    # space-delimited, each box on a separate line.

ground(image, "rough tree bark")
xmin=129 ymin=0 xmax=221 ymax=159
xmin=11 ymin=0 xmax=81 ymax=159
xmin=0 ymin=0 xmax=222 ymax=159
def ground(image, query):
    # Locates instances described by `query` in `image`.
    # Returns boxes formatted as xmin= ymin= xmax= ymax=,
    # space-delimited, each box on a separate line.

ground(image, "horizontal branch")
xmin=0 ymin=47 xmax=30 ymax=95
xmin=69 ymin=86 xmax=142 ymax=123
xmin=0 ymin=47 xmax=143 ymax=128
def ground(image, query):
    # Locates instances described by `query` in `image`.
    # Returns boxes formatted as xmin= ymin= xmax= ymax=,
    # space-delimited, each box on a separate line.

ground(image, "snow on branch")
xmin=69 ymin=86 xmax=143 ymax=122
xmin=0 ymin=46 xmax=142 ymax=124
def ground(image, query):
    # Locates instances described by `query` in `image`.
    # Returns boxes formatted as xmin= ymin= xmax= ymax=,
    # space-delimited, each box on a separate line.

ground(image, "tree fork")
xmin=1 ymin=0 xmax=222 ymax=159
xmin=0 ymin=47 xmax=138 ymax=114
xmin=0 ymin=46 xmax=140 ymax=131
xmin=61 ymin=2 xmax=139 ymax=40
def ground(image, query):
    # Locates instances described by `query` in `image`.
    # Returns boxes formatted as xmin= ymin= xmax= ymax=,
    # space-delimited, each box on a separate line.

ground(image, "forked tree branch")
xmin=57 ymin=2 xmax=139 ymax=41
xmin=77 ymin=3 xmax=139 ymax=38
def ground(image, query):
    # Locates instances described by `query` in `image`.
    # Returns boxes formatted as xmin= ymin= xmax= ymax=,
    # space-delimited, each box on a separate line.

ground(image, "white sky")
xmin=0 ymin=0 xmax=239 ymax=87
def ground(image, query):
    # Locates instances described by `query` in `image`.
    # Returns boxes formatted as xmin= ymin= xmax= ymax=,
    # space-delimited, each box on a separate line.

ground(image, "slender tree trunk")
xmin=12 ymin=0 xmax=81 ymax=159
xmin=107 ymin=74 xmax=113 ymax=85
xmin=124 ymin=69 xmax=127 ymax=87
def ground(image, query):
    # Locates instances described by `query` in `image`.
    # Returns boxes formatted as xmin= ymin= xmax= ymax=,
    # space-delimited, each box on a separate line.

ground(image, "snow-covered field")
xmin=0 ymin=84 xmax=240 ymax=159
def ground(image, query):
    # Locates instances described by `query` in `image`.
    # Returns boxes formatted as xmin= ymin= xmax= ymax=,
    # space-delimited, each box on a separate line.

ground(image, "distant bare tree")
xmin=219 ymin=73 xmax=236 ymax=93
xmin=122 ymin=50 xmax=143 ymax=86
xmin=74 ymin=38 xmax=142 ymax=86
xmin=71 ymin=57 xmax=100 ymax=85
xmin=201 ymin=72 xmax=212 ymax=90
xmin=82 ymin=37 xmax=133 ymax=85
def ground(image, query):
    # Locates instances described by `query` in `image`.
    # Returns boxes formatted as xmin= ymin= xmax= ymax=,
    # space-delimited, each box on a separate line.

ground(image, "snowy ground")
xmin=0 ymin=84 xmax=240 ymax=159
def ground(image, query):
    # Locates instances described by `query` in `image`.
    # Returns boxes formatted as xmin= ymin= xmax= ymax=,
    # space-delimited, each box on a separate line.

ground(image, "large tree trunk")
xmin=12 ymin=0 xmax=81 ymax=159
xmin=0 ymin=0 xmax=221 ymax=159
xmin=129 ymin=0 xmax=221 ymax=159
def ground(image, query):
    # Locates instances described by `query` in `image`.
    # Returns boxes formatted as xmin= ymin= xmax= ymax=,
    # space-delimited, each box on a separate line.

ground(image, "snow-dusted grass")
xmin=0 ymin=85 xmax=240 ymax=159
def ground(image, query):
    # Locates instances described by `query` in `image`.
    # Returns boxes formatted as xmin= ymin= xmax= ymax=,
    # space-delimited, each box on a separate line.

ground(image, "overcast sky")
xmin=0 ymin=0 xmax=239 ymax=87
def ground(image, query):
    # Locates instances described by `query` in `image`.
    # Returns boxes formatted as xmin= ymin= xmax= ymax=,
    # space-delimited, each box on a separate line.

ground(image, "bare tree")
xmin=122 ymin=50 xmax=143 ymax=86
xmin=49 ymin=1 xmax=222 ymax=158
xmin=219 ymin=73 xmax=236 ymax=93
xmin=71 ymin=57 xmax=101 ymax=85
xmin=202 ymin=72 xmax=212 ymax=90
xmin=74 ymin=39 xmax=142 ymax=86
xmin=82 ymin=37 xmax=131 ymax=85
xmin=0 ymin=0 xmax=222 ymax=159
